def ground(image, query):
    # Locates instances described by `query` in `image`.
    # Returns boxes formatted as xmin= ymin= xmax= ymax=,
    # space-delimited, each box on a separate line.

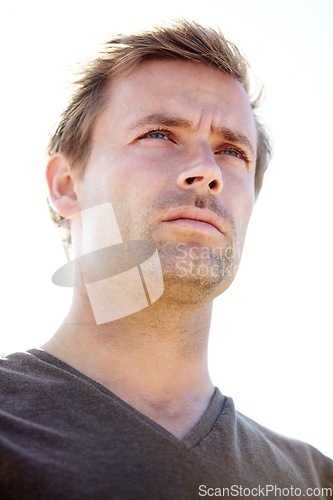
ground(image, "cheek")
xmin=223 ymin=166 xmax=255 ymax=205
xmin=79 ymin=159 xmax=125 ymax=208
xmin=236 ymin=186 xmax=254 ymax=229
xmin=222 ymin=172 xmax=255 ymax=234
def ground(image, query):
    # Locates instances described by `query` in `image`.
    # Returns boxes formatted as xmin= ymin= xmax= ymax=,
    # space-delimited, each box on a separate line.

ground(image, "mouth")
xmin=162 ymin=207 xmax=224 ymax=235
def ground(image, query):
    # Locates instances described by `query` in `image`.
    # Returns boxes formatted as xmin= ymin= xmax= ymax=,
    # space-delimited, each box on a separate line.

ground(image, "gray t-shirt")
xmin=0 ymin=349 xmax=332 ymax=499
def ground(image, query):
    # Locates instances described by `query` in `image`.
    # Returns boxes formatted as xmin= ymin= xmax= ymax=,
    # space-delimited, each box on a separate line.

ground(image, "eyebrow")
xmin=214 ymin=126 xmax=255 ymax=156
xmin=128 ymin=113 xmax=255 ymax=155
xmin=127 ymin=113 xmax=192 ymax=130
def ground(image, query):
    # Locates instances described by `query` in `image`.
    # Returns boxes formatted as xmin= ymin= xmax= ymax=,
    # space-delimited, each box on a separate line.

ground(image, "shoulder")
xmin=0 ymin=350 xmax=52 ymax=405
xmin=0 ymin=349 xmax=81 ymax=409
xmin=221 ymin=395 xmax=333 ymax=485
xmin=0 ymin=349 xmax=55 ymax=384
xmin=0 ymin=350 xmax=40 ymax=382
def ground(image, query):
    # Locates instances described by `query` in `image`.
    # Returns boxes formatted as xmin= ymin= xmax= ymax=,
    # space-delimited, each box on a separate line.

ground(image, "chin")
xmin=161 ymin=270 xmax=235 ymax=306
xmin=159 ymin=245 xmax=238 ymax=303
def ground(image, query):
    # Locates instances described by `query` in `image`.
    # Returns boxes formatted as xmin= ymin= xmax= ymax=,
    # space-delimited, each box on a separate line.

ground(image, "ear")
xmin=46 ymin=154 xmax=80 ymax=218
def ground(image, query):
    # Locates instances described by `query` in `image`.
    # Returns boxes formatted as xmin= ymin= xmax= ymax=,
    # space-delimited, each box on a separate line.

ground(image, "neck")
xmin=43 ymin=290 xmax=215 ymax=438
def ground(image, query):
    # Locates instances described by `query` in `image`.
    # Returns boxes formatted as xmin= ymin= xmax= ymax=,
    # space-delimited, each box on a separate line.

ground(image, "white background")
xmin=1 ymin=0 xmax=332 ymax=459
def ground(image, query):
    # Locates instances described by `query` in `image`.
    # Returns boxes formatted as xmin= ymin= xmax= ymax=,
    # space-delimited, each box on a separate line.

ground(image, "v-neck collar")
xmin=28 ymin=348 xmax=226 ymax=449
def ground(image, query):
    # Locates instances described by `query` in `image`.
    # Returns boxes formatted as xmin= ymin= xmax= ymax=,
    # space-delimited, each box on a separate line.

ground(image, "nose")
xmin=176 ymin=145 xmax=223 ymax=195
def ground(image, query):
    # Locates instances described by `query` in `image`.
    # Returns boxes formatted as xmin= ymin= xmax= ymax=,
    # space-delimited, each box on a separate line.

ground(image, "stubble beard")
xmin=118 ymin=191 xmax=240 ymax=304
xmin=155 ymin=237 xmax=239 ymax=305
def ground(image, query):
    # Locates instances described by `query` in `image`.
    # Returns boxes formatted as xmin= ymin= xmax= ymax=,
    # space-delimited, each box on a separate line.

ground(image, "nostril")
xmin=186 ymin=177 xmax=196 ymax=185
xmin=182 ymin=175 xmax=222 ymax=192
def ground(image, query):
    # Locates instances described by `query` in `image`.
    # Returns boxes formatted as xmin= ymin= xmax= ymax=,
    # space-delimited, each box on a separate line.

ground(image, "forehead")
xmin=99 ymin=59 xmax=256 ymax=145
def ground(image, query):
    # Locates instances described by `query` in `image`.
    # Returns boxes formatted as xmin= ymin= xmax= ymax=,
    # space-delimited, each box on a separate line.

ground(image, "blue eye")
xmin=225 ymin=149 xmax=239 ymax=157
xmin=147 ymin=131 xmax=168 ymax=140
xmin=138 ymin=128 xmax=173 ymax=141
xmin=219 ymin=147 xmax=248 ymax=163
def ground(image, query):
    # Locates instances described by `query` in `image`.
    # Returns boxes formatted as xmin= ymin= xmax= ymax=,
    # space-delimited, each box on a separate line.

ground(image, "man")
xmin=0 ymin=20 xmax=332 ymax=499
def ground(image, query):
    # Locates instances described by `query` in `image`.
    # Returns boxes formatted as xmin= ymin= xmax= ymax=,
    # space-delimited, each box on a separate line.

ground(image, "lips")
xmin=162 ymin=207 xmax=224 ymax=234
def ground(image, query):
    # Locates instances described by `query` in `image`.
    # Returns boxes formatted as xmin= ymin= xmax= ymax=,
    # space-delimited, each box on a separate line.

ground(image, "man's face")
xmin=75 ymin=59 xmax=257 ymax=301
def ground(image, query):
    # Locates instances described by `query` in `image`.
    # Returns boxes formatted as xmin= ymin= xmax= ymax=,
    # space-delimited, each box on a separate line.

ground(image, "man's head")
xmin=47 ymin=20 xmax=271 ymax=305
xmin=48 ymin=20 xmax=270 ymax=201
